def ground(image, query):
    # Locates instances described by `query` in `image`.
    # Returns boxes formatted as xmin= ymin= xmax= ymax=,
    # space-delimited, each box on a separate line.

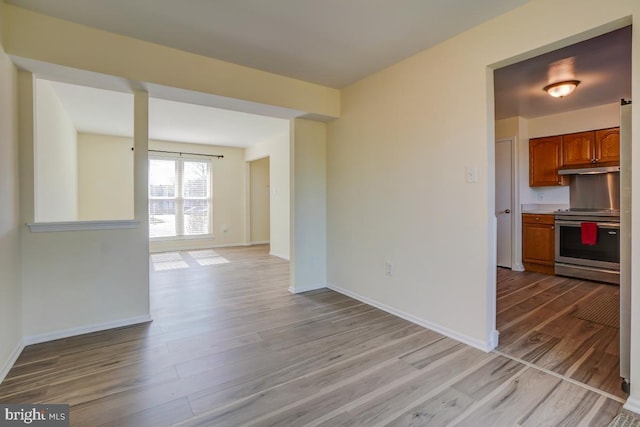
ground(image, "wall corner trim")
xmin=327 ymin=283 xmax=493 ymax=352
xmin=487 ymin=329 xmax=500 ymax=350
xmin=269 ymin=251 xmax=290 ymax=261
xmin=623 ymin=396 xmax=640 ymax=414
xmin=23 ymin=315 xmax=153 ymax=346
xmin=0 ymin=340 xmax=25 ymax=384
xmin=511 ymin=263 xmax=525 ymax=272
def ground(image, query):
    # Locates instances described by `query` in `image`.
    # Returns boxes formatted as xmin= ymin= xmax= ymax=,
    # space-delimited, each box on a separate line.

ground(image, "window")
xmin=149 ymin=156 xmax=211 ymax=238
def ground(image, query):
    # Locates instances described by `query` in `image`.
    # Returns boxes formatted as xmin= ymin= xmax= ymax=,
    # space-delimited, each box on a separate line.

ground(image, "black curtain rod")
xmin=148 ymin=149 xmax=224 ymax=159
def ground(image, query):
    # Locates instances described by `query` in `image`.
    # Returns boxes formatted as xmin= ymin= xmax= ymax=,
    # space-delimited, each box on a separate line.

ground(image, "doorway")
xmin=495 ymin=137 xmax=514 ymax=269
xmin=491 ymin=25 xmax=631 ymax=399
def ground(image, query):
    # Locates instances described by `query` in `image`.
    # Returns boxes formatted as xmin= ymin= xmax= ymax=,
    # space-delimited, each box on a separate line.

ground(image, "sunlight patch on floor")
xmin=152 ymin=250 xmax=229 ymax=271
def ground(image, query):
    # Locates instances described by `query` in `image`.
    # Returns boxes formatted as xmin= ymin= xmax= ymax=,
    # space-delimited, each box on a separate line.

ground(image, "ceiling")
xmin=8 ymin=1 xmax=632 ymax=136
xmin=47 ymin=80 xmax=289 ymax=147
xmin=7 ymin=0 xmax=530 ymax=88
xmin=494 ymin=26 xmax=632 ymax=120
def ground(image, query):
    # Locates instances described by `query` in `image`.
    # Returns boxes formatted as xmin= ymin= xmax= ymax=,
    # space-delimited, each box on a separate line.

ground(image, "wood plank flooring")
xmin=0 ymin=246 xmax=624 ymax=426
xmin=496 ymin=267 xmax=627 ymax=400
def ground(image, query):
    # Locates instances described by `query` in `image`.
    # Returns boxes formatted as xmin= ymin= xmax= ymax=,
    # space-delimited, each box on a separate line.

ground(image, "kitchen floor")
xmin=496 ymin=267 xmax=627 ymax=400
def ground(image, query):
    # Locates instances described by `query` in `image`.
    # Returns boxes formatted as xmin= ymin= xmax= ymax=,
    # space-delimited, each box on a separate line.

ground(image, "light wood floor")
xmin=0 ymin=246 xmax=624 ymax=426
xmin=496 ymin=267 xmax=626 ymax=400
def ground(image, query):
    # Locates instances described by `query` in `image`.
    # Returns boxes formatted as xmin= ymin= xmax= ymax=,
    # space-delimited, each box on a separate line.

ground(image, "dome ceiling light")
xmin=543 ymin=80 xmax=581 ymax=98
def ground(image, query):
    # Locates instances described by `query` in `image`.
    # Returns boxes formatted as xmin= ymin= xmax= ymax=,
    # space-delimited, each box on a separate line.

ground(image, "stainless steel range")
xmin=554 ymin=209 xmax=620 ymax=284
xmin=554 ymin=170 xmax=621 ymax=284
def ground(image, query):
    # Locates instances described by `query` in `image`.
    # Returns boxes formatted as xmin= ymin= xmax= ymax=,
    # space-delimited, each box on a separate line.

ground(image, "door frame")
xmin=496 ymin=136 xmax=523 ymax=271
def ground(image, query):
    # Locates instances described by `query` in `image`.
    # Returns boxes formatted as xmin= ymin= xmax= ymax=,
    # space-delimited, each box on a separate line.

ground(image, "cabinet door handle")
xmin=535 ymin=217 xmax=540 ymax=221
xmin=504 ymin=209 xmax=511 ymax=214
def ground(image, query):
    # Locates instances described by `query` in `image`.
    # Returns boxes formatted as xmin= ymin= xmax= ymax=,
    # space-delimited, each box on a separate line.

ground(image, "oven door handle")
xmin=555 ymin=220 xmax=620 ymax=228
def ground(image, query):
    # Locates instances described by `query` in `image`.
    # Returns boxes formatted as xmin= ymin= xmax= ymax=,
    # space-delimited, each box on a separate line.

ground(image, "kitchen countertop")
xmin=521 ymin=203 xmax=569 ymax=215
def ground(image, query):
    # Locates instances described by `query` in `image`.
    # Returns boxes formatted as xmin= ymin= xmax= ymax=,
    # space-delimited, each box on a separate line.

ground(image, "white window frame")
xmin=148 ymin=154 xmax=213 ymax=240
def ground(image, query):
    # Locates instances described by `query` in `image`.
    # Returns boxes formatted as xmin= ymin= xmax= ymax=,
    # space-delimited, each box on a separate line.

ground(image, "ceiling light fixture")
xmin=543 ymin=80 xmax=580 ymax=98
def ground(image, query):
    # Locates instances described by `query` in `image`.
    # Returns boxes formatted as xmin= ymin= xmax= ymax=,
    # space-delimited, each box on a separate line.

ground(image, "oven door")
xmin=555 ymin=220 xmax=620 ymax=270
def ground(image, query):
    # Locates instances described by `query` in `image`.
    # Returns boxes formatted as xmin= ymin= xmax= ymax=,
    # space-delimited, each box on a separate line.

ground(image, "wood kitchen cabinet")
xmin=562 ymin=131 xmax=595 ymax=167
xmin=528 ymin=127 xmax=620 ymax=187
xmin=529 ymin=136 xmax=564 ymax=187
xmin=595 ymin=127 xmax=620 ymax=165
xmin=522 ymin=213 xmax=555 ymax=275
xmin=562 ymin=127 xmax=620 ymax=168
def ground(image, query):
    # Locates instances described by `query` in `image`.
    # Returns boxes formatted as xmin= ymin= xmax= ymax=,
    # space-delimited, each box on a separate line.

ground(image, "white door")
xmin=496 ymin=138 xmax=513 ymax=268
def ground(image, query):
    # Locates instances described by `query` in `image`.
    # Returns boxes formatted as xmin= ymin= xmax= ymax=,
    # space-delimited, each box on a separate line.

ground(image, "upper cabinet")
xmin=562 ymin=128 xmax=620 ymax=168
xmin=595 ymin=127 xmax=620 ymax=165
xmin=562 ymin=131 xmax=595 ymax=167
xmin=529 ymin=136 xmax=564 ymax=187
xmin=529 ymin=127 xmax=620 ymax=187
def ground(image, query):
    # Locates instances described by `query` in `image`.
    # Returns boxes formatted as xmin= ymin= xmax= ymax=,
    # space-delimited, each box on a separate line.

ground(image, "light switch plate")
xmin=465 ymin=166 xmax=478 ymax=183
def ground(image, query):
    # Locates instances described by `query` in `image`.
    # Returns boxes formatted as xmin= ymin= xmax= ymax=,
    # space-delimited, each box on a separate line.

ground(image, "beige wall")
xmin=291 ymin=118 xmax=327 ymax=293
xmin=34 ymin=78 xmax=78 ymax=221
xmin=250 ymin=157 xmax=270 ymax=243
xmin=19 ymin=75 xmax=150 ymax=343
xmin=149 ymin=140 xmax=247 ymax=252
xmin=327 ymin=0 xmax=639 ymax=356
xmin=246 ymin=132 xmax=290 ymax=259
xmin=78 ymin=133 xmax=134 ymax=220
xmin=0 ymin=2 xmax=22 ymax=381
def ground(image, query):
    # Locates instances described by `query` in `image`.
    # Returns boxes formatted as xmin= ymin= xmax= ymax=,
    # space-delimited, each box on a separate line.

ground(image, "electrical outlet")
xmin=385 ymin=261 xmax=393 ymax=276
xmin=537 ymin=192 xmax=544 ymax=201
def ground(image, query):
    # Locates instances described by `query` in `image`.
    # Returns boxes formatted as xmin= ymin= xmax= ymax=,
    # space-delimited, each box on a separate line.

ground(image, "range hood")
xmin=558 ymin=165 xmax=620 ymax=175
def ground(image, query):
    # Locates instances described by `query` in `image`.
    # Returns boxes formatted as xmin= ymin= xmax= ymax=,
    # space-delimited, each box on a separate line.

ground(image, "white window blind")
xmin=149 ymin=156 xmax=212 ymax=239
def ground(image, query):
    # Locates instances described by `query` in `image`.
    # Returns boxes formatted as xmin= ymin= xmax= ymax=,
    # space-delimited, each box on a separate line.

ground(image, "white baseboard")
xmin=269 ymin=251 xmax=290 ymax=260
xmin=251 ymin=240 xmax=270 ymax=245
xmin=512 ymin=262 xmax=525 ymax=272
xmin=23 ymin=315 xmax=153 ymax=346
xmin=624 ymin=396 xmax=640 ymax=414
xmin=0 ymin=339 xmax=25 ymax=384
xmin=327 ymin=283 xmax=493 ymax=352
xmin=487 ymin=329 xmax=500 ymax=350
xmin=288 ymin=283 xmax=327 ymax=294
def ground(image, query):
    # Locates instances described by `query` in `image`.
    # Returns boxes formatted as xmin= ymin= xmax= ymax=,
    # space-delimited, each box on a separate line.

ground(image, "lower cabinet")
xmin=522 ymin=213 xmax=555 ymax=275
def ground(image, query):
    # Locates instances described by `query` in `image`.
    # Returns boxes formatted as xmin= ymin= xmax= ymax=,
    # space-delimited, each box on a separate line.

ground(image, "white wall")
xmin=149 ymin=140 xmax=247 ymax=252
xmin=291 ymin=118 xmax=327 ymax=293
xmin=250 ymin=157 xmax=270 ymax=243
xmin=0 ymin=2 xmax=23 ymax=382
xmin=327 ymin=0 xmax=639 ymax=355
xmin=34 ymin=78 xmax=78 ymax=222
xmin=246 ymin=131 xmax=290 ymax=259
xmin=527 ymin=102 xmax=620 ymax=137
xmin=77 ymin=133 xmax=134 ymax=220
